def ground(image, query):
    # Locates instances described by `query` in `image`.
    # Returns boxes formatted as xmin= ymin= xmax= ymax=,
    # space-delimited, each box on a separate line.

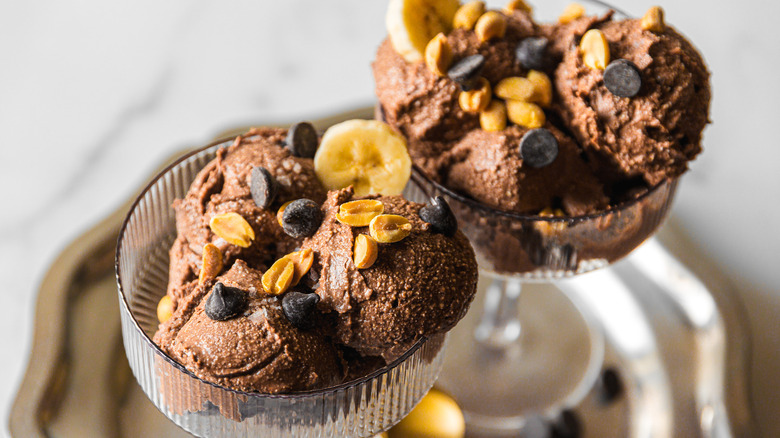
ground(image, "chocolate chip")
xmin=285 ymin=122 xmax=318 ymax=158
xmin=282 ymin=290 xmax=320 ymax=329
xmin=250 ymin=166 xmax=277 ymax=209
xmin=550 ymin=409 xmax=581 ymax=438
xmin=516 ymin=37 xmax=549 ymax=70
xmin=520 ymin=128 xmax=559 ymax=168
xmin=447 ymin=54 xmax=485 ymax=91
xmin=281 ymin=198 xmax=322 ymax=238
xmin=205 ymin=282 xmax=246 ymax=321
xmin=595 ymin=367 xmax=623 ymax=404
xmin=604 ymin=59 xmax=642 ymax=98
xmin=420 ymin=196 xmax=458 ymax=237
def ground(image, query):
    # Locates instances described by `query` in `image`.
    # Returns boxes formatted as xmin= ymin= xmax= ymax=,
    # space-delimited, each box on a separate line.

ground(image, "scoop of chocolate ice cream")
xmin=554 ymin=17 xmax=710 ymax=186
xmin=167 ymin=128 xmax=327 ymax=305
xmin=373 ymin=10 xmax=609 ymax=215
xmin=444 ymin=123 xmax=608 ymax=215
xmin=154 ymin=260 xmax=345 ymax=393
xmin=374 ymin=7 xmax=710 ymax=213
xmin=302 ymin=188 xmax=478 ymax=358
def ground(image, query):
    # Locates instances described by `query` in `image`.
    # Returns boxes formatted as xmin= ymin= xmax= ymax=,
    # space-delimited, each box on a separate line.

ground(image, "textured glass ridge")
xmin=405 ymin=166 xmax=677 ymax=278
xmin=116 ymin=139 xmax=446 ymax=437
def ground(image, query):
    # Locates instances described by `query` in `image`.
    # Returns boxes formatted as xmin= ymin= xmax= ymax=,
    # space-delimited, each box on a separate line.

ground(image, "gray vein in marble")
xmin=0 ymin=65 xmax=174 ymax=242
xmin=0 ymin=2 xmax=199 ymax=242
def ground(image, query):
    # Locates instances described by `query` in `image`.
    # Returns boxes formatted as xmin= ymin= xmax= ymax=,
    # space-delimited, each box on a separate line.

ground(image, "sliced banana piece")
xmin=315 ymin=120 xmax=411 ymax=197
xmin=386 ymin=0 xmax=461 ymax=63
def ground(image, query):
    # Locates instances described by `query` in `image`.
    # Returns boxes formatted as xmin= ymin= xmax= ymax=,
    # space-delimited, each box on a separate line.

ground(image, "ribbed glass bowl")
xmin=406 ymin=166 xmax=677 ymax=279
xmin=115 ymin=137 xmax=447 ymax=438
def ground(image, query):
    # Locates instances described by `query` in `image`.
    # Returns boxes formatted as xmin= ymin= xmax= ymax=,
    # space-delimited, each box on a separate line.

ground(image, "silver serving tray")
xmin=9 ymin=108 xmax=754 ymax=437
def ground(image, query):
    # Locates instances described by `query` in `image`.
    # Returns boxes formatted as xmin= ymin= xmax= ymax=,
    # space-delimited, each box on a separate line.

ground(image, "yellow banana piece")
xmin=386 ymin=0 xmax=461 ymax=63
xmin=314 ymin=120 xmax=411 ymax=197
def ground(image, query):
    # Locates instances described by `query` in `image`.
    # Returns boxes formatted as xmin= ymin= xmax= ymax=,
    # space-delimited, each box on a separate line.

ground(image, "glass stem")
xmin=474 ymin=277 xmax=523 ymax=349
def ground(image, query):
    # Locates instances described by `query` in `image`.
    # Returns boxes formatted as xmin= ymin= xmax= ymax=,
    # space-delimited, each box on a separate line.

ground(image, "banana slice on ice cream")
xmin=314 ymin=120 xmax=412 ymax=197
xmin=386 ymin=0 xmax=461 ymax=63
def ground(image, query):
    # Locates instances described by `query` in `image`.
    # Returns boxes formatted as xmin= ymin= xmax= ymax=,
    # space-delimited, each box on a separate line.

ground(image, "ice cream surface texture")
xmin=374 ymin=1 xmax=710 ymax=215
xmin=154 ymin=122 xmax=478 ymax=394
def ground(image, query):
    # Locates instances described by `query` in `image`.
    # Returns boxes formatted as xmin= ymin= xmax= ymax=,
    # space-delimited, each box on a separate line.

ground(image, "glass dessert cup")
xmin=405 ymin=166 xmax=677 ymax=434
xmin=115 ymin=138 xmax=448 ymax=438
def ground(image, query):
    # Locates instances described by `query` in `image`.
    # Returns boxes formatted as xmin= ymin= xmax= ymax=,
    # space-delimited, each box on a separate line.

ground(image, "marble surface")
xmin=1 ymin=1 xmax=778 ymax=436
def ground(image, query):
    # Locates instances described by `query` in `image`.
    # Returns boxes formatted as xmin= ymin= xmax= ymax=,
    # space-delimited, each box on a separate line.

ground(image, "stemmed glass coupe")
xmin=399 ymin=1 xmax=681 ymax=433
xmin=406 ymin=162 xmax=677 ymax=434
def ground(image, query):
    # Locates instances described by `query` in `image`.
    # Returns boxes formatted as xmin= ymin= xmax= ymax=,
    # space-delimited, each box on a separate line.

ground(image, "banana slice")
xmin=386 ymin=0 xmax=461 ymax=63
xmin=315 ymin=120 xmax=411 ymax=197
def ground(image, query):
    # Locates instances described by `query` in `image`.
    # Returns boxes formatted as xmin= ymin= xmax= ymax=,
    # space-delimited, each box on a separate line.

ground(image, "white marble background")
xmin=1 ymin=0 xmax=778 ymax=436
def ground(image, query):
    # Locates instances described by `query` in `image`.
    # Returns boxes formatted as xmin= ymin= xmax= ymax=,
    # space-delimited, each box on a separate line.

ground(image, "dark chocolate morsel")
xmin=516 ymin=37 xmax=549 ymax=71
xmin=447 ymin=54 xmax=485 ymax=91
xmin=550 ymin=409 xmax=581 ymax=438
xmin=604 ymin=59 xmax=642 ymax=98
xmin=281 ymin=198 xmax=322 ymax=238
xmin=282 ymin=291 xmax=320 ymax=329
xmin=205 ymin=282 xmax=246 ymax=321
xmin=250 ymin=166 xmax=278 ymax=209
xmin=285 ymin=122 xmax=318 ymax=158
xmin=519 ymin=128 xmax=559 ymax=168
xmin=420 ymin=196 xmax=458 ymax=237
xmin=595 ymin=367 xmax=623 ymax=404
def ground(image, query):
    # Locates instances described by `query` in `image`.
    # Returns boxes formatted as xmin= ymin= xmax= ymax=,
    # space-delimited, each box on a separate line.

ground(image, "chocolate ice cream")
xmin=554 ymin=15 xmax=710 ymax=186
xmin=302 ymin=187 xmax=478 ymax=358
xmin=373 ymin=4 xmax=710 ymax=213
xmin=154 ymin=260 xmax=345 ymax=393
xmin=154 ymin=124 xmax=479 ymax=394
xmin=166 ymin=127 xmax=326 ymax=307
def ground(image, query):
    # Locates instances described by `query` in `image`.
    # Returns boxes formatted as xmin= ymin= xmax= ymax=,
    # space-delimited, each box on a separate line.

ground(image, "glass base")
xmin=436 ymin=275 xmax=605 ymax=435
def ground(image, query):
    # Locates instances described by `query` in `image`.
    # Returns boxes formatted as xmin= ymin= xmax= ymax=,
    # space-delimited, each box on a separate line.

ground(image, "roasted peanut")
xmin=641 ymin=6 xmax=665 ymax=33
xmin=262 ymin=257 xmax=295 ymax=295
xmin=580 ymin=29 xmax=610 ymax=70
xmin=209 ymin=212 xmax=255 ymax=248
xmin=494 ymin=76 xmax=535 ymax=101
xmin=480 ymin=100 xmax=508 ymax=132
xmin=198 ymin=243 xmax=223 ymax=285
xmin=286 ymin=248 xmax=314 ymax=286
xmin=559 ymin=3 xmax=585 ymax=24
xmin=425 ymin=33 xmax=453 ymax=77
xmin=506 ymin=100 xmax=546 ymax=129
xmin=475 ymin=11 xmax=507 ymax=42
xmin=459 ymin=77 xmax=492 ymax=113
xmin=336 ymin=199 xmax=385 ymax=227
xmin=504 ymin=0 xmax=532 ymax=15
xmin=369 ymin=214 xmax=413 ymax=243
xmin=353 ymin=234 xmax=379 ymax=269
xmin=453 ymin=1 xmax=486 ymax=30
xmin=157 ymin=295 xmax=174 ymax=324
xmin=528 ymin=70 xmax=553 ymax=107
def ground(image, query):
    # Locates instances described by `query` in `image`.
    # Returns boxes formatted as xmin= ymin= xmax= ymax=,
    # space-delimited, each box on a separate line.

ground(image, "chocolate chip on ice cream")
xmin=281 ymin=198 xmax=323 ymax=238
xmin=250 ymin=166 xmax=278 ymax=209
xmin=285 ymin=121 xmax=319 ymax=159
xmin=420 ymin=196 xmax=458 ymax=237
xmin=204 ymin=282 xmax=247 ymax=321
xmin=515 ymin=36 xmax=549 ymax=70
xmin=281 ymin=290 xmax=321 ymax=329
xmin=603 ymin=59 xmax=642 ymax=98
